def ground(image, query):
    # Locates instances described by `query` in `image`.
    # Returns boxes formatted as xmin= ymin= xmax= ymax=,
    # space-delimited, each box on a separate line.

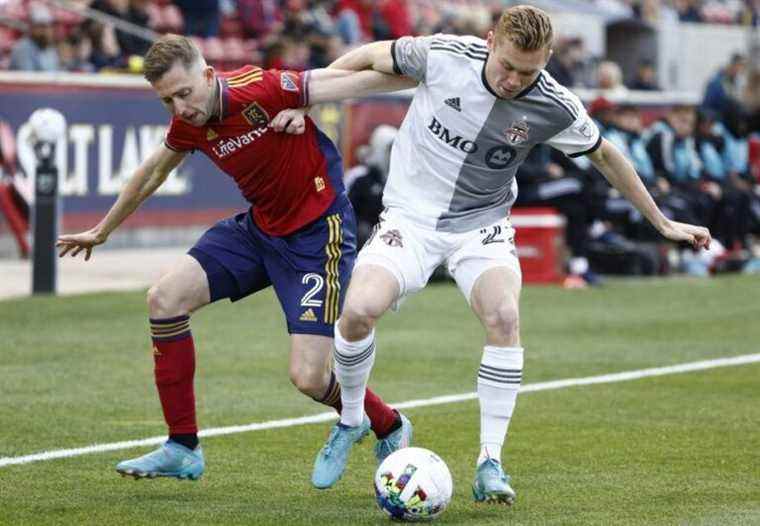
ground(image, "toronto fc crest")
xmin=505 ymin=117 xmax=530 ymax=145
xmin=380 ymin=229 xmax=404 ymax=248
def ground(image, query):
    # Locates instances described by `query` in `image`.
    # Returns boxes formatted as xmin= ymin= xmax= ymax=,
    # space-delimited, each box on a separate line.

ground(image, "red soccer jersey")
xmin=164 ymin=66 xmax=343 ymax=237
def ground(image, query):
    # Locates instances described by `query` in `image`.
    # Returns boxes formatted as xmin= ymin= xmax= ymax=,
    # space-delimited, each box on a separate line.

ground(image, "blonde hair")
xmin=143 ymin=34 xmax=202 ymax=83
xmin=495 ymin=5 xmax=554 ymax=51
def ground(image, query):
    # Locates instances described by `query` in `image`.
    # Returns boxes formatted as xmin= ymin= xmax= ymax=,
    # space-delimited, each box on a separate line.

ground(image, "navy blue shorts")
xmin=188 ymin=196 xmax=357 ymax=337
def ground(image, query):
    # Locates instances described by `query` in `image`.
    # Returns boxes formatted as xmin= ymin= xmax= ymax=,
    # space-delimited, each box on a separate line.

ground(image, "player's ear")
xmin=204 ymin=65 xmax=215 ymax=85
xmin=486 ymin=30 xmax=495 ymax=51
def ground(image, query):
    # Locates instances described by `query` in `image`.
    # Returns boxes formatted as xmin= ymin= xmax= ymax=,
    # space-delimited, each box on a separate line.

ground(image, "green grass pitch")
xmin=1 ymin=275 xmax=759 ymax=525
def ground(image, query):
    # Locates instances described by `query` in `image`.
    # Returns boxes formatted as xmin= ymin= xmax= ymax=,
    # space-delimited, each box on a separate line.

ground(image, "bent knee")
xmin=289 ymin=367 xmax=328 ymax=398
xmin=147 ymin=281 xmax=189 ymax=319
xmin=341 ymin=302 xmax=377 ymax=327
xmin=481 ymin=302 xmax=520 ymax=341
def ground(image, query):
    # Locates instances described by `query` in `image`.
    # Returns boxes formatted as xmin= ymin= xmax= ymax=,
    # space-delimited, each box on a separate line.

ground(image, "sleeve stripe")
xmin=301 ymin=70 xmax=311 ymax=107
xmin=568 ymin=134 xmax=603 ymax=158
xmin=227 ymin=71 xmax=263 ymax=87
xmin=540 ymin=75 xmax=582 ymax=114
xmin=431 ymin=38 xmax=487 ymax=54
xmin=536 ymin=79 xmax=577 ymax=121
xmin=429 ymin=46 xmax=487 ymax=61
xmin=391 ymin=40 xmax=402 ymax=75
xmin=538 ymin=76 xmax=579 ymax=115
xmin=163 ymin=139 xmax=182 ymax=152
xmin=226 ymin=66 xmax=262 ymax=83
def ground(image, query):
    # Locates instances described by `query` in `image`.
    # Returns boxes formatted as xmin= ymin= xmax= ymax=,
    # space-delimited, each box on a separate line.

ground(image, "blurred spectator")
xmin=589 ymin=96 xmax=619 ymax=131
xmin=602 ymin=104 xmax=689 ymax=243
xmin=58 ymin=30 xmax=95 ymax=73
xmin=674 ymin=0 xmax=703 ymax=21
xmin=703 ymin=52 xmax=747 ymax=117
xmin=9 ymin=4 xmax=60 ymax=72
xmin=515 ymin=144 xmax=602 ymax=286
xmin=278 ymin=1 xmax=344 ymax=68
xmin=595 ymin=60 xmax=628 ymax=96
xmin=238 ymin=0 xmax=284 ymax=39
xmin=346 ymin=125 xmax=397 ymax=248
xmin=745 ymin=69 xmax=760 ymax=133
xmin=262 ymin=39 xmax=287 ymax=69
xmin=82 ymin=19 xmax=123 ymax=70
xmin=645 ymin=105 xmax=706 ymax=226
xmin=174 ymin=0 xmax=221 ymax=37
xmin=695 ymin=106 xmax=755 ymax=249
xmin=545 ymin=36 xmax=586 ymax=88
xmin=90 ymin=0 xmax=151 ymax=57
xmin=629 ymin=59 xmax=659 ymax=91
xmin=634 ymin=0 xmax=663 ymax=24
xmin=335 ymin=0 xmax=374 ymax=41
xmin=373 ymin=0 xmax=413 ymax=39
xmin=432 ymin=9 xmax=479 ymax=36
xmin=604 ymin=105 xmax=656 ymax=184
xmin=332 ymin=0 xmax=363 ymax=44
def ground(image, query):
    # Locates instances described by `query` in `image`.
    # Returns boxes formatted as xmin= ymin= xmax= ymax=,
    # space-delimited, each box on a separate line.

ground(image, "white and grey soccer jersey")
xmin=386 ymin=34 xmax=602 ymax=233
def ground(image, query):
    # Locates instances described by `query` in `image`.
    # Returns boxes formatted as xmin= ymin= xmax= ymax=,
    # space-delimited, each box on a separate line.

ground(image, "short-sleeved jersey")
xmin=165 ymin=66 xmax=344 ymax=237
xmin=388 ymin=34 xmax=602 ymax=232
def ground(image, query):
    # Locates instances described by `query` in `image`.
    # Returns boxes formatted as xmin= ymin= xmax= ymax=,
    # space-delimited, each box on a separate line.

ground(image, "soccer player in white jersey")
xmin=276 ymin=4 xmax=711 ymax=503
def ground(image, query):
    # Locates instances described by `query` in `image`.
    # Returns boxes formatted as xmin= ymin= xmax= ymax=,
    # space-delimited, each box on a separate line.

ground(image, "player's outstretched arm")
xmin=270 ymin=68 xmax=414 ymax=133
xmin=587 ymin=139 xmax=711 ymax=249
xmin=56 ymin=144 xmax=185 ymax=260
xmin=328 ymin=41 xmax=397 ymax=74
xmin=307 ymin=68 xmax=417 ymax=105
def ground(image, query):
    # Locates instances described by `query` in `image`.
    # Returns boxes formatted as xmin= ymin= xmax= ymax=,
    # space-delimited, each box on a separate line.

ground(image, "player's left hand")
xmin=659 ymin=219 xmax=711 ymax=250
xmin=270 ymin=108 xmax=307 ymax=134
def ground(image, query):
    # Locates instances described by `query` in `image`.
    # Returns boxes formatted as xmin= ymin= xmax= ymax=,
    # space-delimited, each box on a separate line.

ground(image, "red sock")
xmin=364 ymin=387 xmax=398 ymax=438
xmin=150 ymin=315 xmax=197 ymax=435
xmin=315 ymin=372 xmax=398 ymax=438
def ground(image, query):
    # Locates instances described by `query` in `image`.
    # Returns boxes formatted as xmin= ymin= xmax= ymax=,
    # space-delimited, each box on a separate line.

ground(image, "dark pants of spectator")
xmin=712 ymin=186 xmax=752 ymax=249
xmin=182 ymin=9 xmax=221 ymax=38
xmin=515 ymin=177 xmax=590 ymax=258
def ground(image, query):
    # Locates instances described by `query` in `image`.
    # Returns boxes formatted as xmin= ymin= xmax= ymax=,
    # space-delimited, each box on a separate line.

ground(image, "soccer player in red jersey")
xmin=56 ymin=34 xmax=414 ymax=482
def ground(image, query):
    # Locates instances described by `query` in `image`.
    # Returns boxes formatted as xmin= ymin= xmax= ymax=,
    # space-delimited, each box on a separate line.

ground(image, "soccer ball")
xmin=374 ymin=447 xmax=453 ymax=522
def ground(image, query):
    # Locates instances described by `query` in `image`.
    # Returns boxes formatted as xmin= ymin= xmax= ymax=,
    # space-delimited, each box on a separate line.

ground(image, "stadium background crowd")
xmin=1 ymin=0 xmax=760 ymax=286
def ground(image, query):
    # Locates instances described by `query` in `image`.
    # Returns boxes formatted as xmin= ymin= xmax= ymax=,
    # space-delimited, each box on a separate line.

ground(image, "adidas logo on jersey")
xmin=299 ymin=308 xmax=317 ymax=322
xmin=444 ymin=97 xmax=461 ymax=112
xmin=206 ymin=129 xmax=218 ymax=141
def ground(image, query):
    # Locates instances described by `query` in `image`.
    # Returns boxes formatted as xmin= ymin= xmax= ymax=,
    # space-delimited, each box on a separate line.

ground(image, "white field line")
xmin=2 ymin=353 xmax=759 ymax=469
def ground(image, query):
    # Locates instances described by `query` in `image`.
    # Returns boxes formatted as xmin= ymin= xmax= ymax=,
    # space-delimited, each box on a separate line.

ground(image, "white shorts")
xmin=356 ymin=208 xmax=522 ymax=305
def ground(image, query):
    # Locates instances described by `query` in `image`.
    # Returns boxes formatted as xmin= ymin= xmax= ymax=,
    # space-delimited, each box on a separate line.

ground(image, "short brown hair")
xmin=495 ymin=5 xmax=554 ymax=51
xmin=143 ymin=34 xmax=201 ymax=83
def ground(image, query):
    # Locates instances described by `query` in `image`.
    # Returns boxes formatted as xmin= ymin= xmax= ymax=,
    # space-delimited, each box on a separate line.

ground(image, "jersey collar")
xmin=213 ymin=77 xmax=229 ymax=122
xmin=480 ymin=56 xmax=543 ymax=100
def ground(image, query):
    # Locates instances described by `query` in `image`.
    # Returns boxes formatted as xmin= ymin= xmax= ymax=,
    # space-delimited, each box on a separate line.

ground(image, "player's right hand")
xmin=270 ymin=108 xmax=307 ymax=134
xmin=56 ymin=229 xmax=106 ymax=261
xmin=658 ymin=219 xmax=711 ymax=250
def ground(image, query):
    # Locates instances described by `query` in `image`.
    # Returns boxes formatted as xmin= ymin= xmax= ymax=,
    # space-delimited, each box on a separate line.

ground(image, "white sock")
xmin=333 ymin=321 xmax=376 ymax=427
xmin=476 ymin=346 xmax=523 ymax=467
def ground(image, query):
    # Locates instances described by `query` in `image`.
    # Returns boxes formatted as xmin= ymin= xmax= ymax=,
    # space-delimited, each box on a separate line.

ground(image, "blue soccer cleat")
xmin=374 ymin=412 xmax=413 ymax=464
xmin=312 ymin=416 xmax=370 ymax=489
xmin=472 ymin=458 xmax=516 ymax=505
xmin=116 ymin=441 xmax=204 ymax=480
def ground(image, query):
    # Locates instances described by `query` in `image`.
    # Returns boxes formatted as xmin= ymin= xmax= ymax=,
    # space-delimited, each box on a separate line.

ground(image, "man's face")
xmin=727 ymin=60 xmax=746 ymax=79
xmin=30 ymin=22 xmax=54 ymax=48
xmin=614 ymin=109 xmax=642 ymax=133
xmin=668 ymin=108 xmax=695 ymax=138
xmin=152 ymin=61 xmax=216 ymax=127
xmin=484 ymin=31 xmax=550 ymax=99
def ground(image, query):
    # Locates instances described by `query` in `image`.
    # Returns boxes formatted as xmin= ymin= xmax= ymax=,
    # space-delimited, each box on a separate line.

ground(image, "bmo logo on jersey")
xmin=427 ymin=116 xmax=517 ymax=169
xmin=427 ymin=117 xmax=477 ymax=153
